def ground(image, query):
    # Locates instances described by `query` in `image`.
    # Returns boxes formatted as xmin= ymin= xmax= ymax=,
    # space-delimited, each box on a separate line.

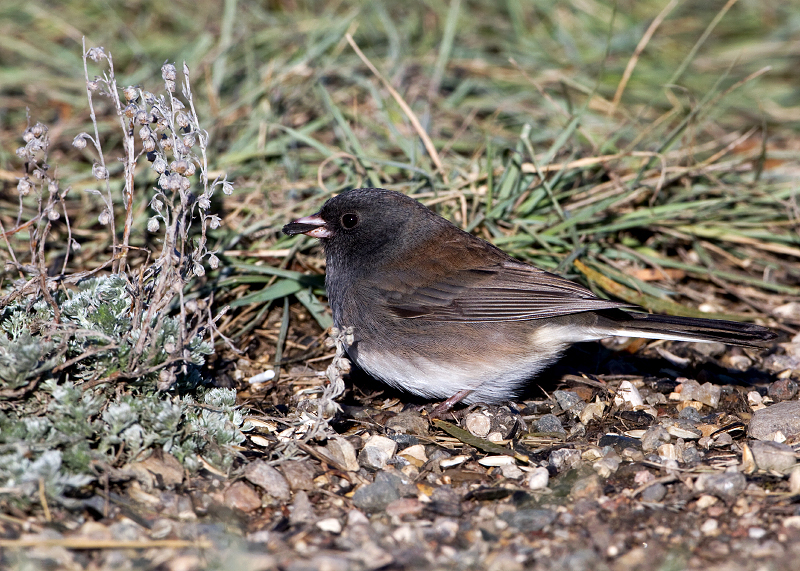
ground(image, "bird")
xmin=283 ymin=188 xmax=776 ymax=407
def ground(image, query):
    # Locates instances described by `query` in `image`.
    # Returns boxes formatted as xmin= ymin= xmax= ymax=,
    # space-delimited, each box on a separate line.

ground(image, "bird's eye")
xmin=340 ymin=213 xmax=359 ymax=229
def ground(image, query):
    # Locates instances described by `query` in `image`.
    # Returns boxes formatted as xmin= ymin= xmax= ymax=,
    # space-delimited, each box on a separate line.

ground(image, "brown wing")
xmin=374 ymin=254 xmax=633 ymax=323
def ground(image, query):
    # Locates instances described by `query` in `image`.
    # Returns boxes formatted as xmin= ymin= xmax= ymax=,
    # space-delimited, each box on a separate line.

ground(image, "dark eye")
xmin=340 ymin=213 xmax=359 ymax=229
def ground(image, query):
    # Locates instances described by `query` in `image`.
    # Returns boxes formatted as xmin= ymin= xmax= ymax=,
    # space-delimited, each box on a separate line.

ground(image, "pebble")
xmin=385 ymin=410 xmax=429 ymax=436
xmin=316 ymin=517 xmax=342 ymax=534
xmin=289 ymin=490 xmax=315 ymax=524
xmin=768 ymin=379 xmax=798 ymax=402
xmin=678 ymin=406 xmax=702 ymax=422
xmin=549 ymin=448 xmax=581 ymax=472
xmin=358 ymin=435 xmax=398 ymax=470
xmin=279 ymin=460 xmax=316 ymax=491
xmin=526 ymin=467 xmax=550 ymax=490
xmin=640 ymin=482 xmax=667 ymax=502
xmin=694 ymin=471 xmax=746 ymax=502
xmin=465 ymin=411 xmax=492 ymax=438
xmin=749 ymin=440 xmax=797 ymax=474
xmin=763 ymin=353 xmax=800 ymax=374
xmin=223 ymin=481 xmax=261 ymax=512
xmin=790 ymin=466 xmax=800 ymax=495
xmin=499 ymin=508 xmax=556 ymax=532
xmin=614 ymin=381 xmax=644 ymax=407
xmin=641 ymin=425 xmax=671 ymax=451
xmin=397 ymin=444 xmax=428 ymax=467
xmin=324 ymin=437 xmax=360 ymax=472
xmin=385 ymin=497 xmax=424 ymax=518
xmin=701 ymin=518 xmax=719 ymax=536
xmin=351 ymin=471 xmax=405 ymax=512
xmin=498 ymin=464 xmax=522 ymax=479
xmin=553 ymin=390 xmax=586 ymax=415
xmin=677 ymin=379 xmax=721 ymax=408
xmin=429 ymin=485 xmax=463 ymax=517
xmin=244 ymin=460 xmax=291 ymax=501
xmin=571 ymin=474 xmax=602 ymax=499
xmin=662 ymin=418 xmax=702 ymax=440
xmin=534 ymin=414 xmax=565 ymax=435
xmin=748 ymin=401 xmax=800 ymax=440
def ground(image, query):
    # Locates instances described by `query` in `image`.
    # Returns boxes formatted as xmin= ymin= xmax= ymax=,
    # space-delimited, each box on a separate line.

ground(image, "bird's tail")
xmin=603 ymin=312 xmax=776 ymax=348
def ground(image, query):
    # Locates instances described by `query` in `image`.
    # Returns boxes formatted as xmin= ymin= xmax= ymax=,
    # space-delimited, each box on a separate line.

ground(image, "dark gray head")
xmin=283 ymin=188 xmax=447 ymax=271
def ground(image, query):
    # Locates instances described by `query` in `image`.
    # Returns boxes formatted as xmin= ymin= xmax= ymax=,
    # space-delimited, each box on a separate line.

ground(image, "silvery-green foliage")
xmin=0 ymin=380 xmax=248 ymax=506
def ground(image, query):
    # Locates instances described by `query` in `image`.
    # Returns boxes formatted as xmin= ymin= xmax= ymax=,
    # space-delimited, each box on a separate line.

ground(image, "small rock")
xmin=316 ymin=517 xmax=342 ymax=534
xmin=244 ymin=460 xmax=291 ymax=501
xmin=662 ymin=418 xmax=701 ymax=440
xmin=549 ymin=448 xmax=581 ymax=472
xmin=553 ymin=390 xmax=586 ymax=416
xmin=768 ymin=379 xmax=799 ymax=402
xmin=748 ymin=401 xmax=800 ymax=440
xmin=678 ymin=406 xmax=702 ymax=422
xmin=571 ymin=474 xmax=602 ymax=499
xmin=351 ymin=471 xmax=405 ymax=512
xmin=500 ymin=464 xmax=524 ymax=479
xmin=694 ymin=471 xmax=746 ymax=502
xmin=397 ymin=444 xmax=427 ymax=466
xmin=640 ymin=482 xmax=667 ymax=502
xmin=701 ymin=518 xmax=719 ymax=536
xmin=614 ymin=381 xmax=643 ymax=407
xmin=358 ymin=435 xmax=398 ymax=470
xmin=789 ymin=466 xmax=800 ymax=495
xmin=534 ymin=414 xmax=565 ymax=435
xmin=287 ymin=555 xmax=350 ymax=571
xmin=657 ymin=443 xmax=679 ymax=461
xmin=323 ymin=437 xmax=360 ymax=472
xmin=280 ymin=460 xmax=316 ymax=491
xmin=773 ymin=302 xmax=800 ymax=321
xmin=641 ymin=425 xmax=670 ymax=451
xmin=749 ymin=440 xmax=797 ymax=474
xmin=526 ymin=467 xmax=549 ymax=490
xmin=465 ymin=411 xmax=492 ymax=438
xmin=499 ymin=508 xmax=556 ymax=532
xmin=385 ymin=410 xmax=428 ymax=436
xmin=223 ymin=481 xmax=261 ymax=512
xmin=428 ymin=485 xmax=462 ymax=517
xmin=763 ymin=353 xmax=800 ymax=374
xmin=135 ymin=451 xmax=184 ymax=489
xmin=385 ymin=497 xmax=424 ymax=518
xmin=289 ymin=490 xmax=315 ymax=524
xmin=579 ymin=400 xmax=605 ymax=424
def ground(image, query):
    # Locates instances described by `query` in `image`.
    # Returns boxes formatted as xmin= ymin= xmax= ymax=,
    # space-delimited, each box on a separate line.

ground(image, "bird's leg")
xmin=430 ymin=389 xmax=474 ymax=418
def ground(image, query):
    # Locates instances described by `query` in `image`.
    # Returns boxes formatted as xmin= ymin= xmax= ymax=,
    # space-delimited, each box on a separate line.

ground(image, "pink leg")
xmin=430 ymin=389 xmax=474 ymax=418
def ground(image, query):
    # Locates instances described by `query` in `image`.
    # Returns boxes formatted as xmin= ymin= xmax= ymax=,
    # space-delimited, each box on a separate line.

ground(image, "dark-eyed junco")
xmin=283 ymin=188 xmax=776 ymax=406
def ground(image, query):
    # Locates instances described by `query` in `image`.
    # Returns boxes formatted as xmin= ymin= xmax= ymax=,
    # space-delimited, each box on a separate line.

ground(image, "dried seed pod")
xmin=152 ymin=157 xmax=168 ymax=174
xmin=176 ymin=112 xmax=189 ymax=128
xmin=142 ymin=137 xmax=156 ymax=152
xmin=17 ymin=178 xmax=31 ymax=196
xmin=123 ymin=86 xmax=138 ymax=101
xmin=161 ymin=63 xmax=177 ymax=81
xmin=208 ymin=254 xmax=219 ymax=269
xmin=72 ymin=134 xmax=88 ymax=149
xmin=93 ymin=164 xmax=109 ymax=180
xmin=86 ymin=47 xmax=105 ymax=61
xmin=147 ymin=217 xmax=160 ymax=232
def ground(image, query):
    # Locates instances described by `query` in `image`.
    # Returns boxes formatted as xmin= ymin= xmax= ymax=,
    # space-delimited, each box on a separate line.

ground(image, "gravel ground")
xmin=4 ymin=335 xmax=800 ymax=571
